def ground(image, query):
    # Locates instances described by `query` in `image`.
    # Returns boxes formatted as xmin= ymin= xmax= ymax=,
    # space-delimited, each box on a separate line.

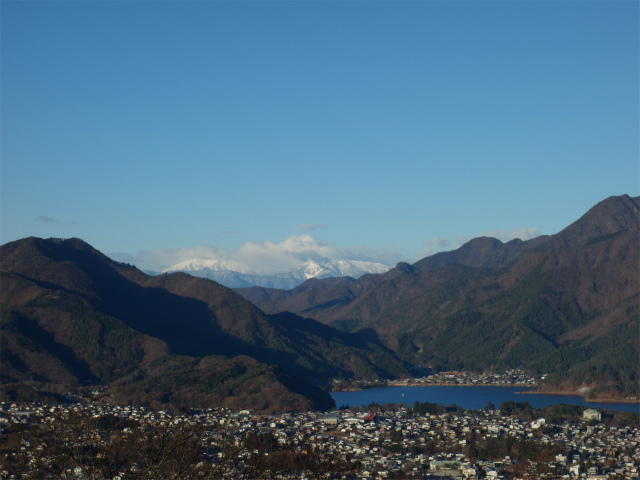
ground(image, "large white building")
xmin=583 ymin=408 xmax=602 ymax=421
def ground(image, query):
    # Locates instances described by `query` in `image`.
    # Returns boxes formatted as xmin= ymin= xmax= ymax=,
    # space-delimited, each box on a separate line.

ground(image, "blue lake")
xmin=330 ymin=385 xmax=640 ymax=413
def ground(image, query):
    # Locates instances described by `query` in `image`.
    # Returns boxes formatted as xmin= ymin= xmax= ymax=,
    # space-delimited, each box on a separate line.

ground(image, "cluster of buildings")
xmin=334 ymin=369 xmax=542 ymax=391
xmin=404 ymin=369 xmax=544 ymax=387
xmin=1 ymin=399 xmax=638 ymax=479
xmin=314 ymin=406 xmax=639 ymax=479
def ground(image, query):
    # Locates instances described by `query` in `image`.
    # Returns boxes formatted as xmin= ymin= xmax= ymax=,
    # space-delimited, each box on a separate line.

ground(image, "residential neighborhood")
xmin=1 ymin=396 xmax=638 ymax=479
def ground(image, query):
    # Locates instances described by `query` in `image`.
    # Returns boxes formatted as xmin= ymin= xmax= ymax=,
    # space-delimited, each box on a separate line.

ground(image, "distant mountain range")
xmin=160 ymin=259 xmax=391 ymax=289
xmin=1 ymin=194 xmax=638 ymax=410
xmin=236 ymin=194 xmax=639 ymax=402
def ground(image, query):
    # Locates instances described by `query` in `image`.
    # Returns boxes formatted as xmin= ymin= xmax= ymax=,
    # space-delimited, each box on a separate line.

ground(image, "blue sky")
xmin=2 ymin=1 xmax=638 ymax=272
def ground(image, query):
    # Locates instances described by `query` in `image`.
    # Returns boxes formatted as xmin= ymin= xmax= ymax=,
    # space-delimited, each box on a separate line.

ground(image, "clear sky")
xmin=2 ymin=1 xmax=638 ymax=272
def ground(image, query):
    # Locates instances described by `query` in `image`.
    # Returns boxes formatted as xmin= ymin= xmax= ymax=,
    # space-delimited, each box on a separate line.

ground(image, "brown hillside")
xmin=235 ymin=195 xmax=639 ymax=396
xmin=1 ymin=237 xmax=409 ymax=411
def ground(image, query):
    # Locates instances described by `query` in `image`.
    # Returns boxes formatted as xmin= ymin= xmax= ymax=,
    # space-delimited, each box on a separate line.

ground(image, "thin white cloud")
xmin=416 ymin=247 xmax=434 ymax=260
xmin=115 ymin=234 xmax=400 ymax=273
xmin=424 ymin=237 xmax=451 ymax=248
xmin=294 ymin=223 xmax=327 ymax=231
xmin=453 ymin=234 xmax=471 ymax=248
xmin=36 ymin=215 xmax=56 ymax=223
xmin=415 ymin=237 xmax=453 ymax=260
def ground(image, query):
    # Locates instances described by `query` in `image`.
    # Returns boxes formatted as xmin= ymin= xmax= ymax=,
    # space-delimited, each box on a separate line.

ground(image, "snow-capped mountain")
xmin=161 ymin=259 xmax=391 ymax=289
xmin=287 ymin=260 xmax=391 ymax=279
xmin=164 ymin=258 xmax=253 ymax=274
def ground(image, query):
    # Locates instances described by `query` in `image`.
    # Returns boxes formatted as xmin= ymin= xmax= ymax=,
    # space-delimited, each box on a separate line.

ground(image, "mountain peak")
xmin=551 ymin=194 xmax=639 ymax=248
xmin=161 ymin=258 xmax=391 ymax=289
xmin=163 ymin=258 xmax=253 ymax=274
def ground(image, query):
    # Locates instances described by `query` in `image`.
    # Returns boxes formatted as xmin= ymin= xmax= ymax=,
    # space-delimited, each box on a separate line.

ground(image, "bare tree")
xmin=2 ymin=408 xmax=357 ymax=479
xmin=2 ymin=410 xmax=210 ymax=479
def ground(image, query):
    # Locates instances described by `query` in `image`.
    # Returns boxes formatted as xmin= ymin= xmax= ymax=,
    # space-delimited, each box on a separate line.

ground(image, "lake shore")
xmin=332 ymin=382 xmax=534 ymax=392
xmin=332 ymin=383 xmax=639 ymax=405
xmin=518 ymin=389 xmax=640 ymax=404
xmin=396 ymin=382 xmax=533 ymax=388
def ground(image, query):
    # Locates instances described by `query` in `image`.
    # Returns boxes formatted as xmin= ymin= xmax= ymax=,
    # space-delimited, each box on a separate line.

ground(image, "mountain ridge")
xmin=1 ymin=237 xmax=409 ymax=411
xmin=238 ymin=195 xmax=639 ymax=310
xmin=235 ymin=195 xmax=639 ymax=400
xmin=162 ymin=258 xmax=391 ymax=289
xmin=2 ymin=194 xmax=637 ymax=407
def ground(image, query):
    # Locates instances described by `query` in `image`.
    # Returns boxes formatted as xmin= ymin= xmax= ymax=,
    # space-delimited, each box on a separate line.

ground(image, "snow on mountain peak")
xmin=163 ymin=258 xmax=253 ymax=274
xmin=161 ymin=257 xmax=391 ymax=288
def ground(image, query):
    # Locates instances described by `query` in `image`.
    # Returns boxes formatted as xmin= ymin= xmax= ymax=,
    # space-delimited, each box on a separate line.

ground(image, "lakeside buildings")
xmin=333 ymin=369 xmax=543 ymax=391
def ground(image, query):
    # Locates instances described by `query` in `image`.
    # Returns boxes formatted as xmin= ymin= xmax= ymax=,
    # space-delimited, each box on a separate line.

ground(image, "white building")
xmin=583 ymin=409 xmax=602 ymax=421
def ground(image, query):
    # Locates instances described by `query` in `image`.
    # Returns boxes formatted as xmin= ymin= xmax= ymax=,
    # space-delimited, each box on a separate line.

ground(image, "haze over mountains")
xmin=161 ymin=258 xmax=391 ymax=289
xmin=1 ymin=194 xmax=638 ymax=411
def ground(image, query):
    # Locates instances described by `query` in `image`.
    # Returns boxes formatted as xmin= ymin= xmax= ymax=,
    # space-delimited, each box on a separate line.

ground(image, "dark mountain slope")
xmin=331 ymin=227 xmax=639 ymax=398
xmin=367 ymin=225 xmax=638 ymax=356
xmin=1 ymin=237 xmax=251 ymax=358
xmin=1 ymin=269 xmax=169 ymax=386
xmin=238 ymin=276 xmax=358 ymax=315
xmin=1 ymin=237 xmax=409 ymax=411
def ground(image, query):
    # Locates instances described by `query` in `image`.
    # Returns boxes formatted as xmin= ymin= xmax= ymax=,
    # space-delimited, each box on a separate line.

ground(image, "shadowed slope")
xmin=1 ymin=237 xmax=408 ymax=411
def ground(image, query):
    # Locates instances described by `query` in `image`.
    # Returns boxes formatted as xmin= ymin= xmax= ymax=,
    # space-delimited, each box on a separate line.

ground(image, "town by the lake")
xmin=2 ymin=378 xmax=638 ymax=480
xmin=332 ymin=369 xmax=543 ymax=391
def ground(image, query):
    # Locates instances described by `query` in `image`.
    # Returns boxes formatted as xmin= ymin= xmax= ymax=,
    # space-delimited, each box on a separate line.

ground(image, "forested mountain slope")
xmin=237 ymin=195 xmax=640 ymax=400
xmin=1 ymin=237 xmax=409 ymax=411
